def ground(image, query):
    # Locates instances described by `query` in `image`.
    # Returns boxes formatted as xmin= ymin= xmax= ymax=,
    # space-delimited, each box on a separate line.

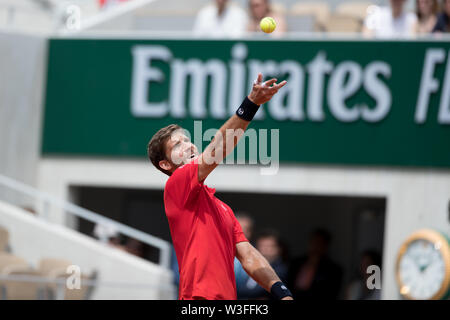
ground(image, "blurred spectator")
xmin=124 ymin=238 xmax=145 ymax=258
xmin=287 ymin=228 xmax=342 ymax=300
xmin=362 ymin=0 xmax=417 ymax=38
xmin=93 ymin=222 xmax=127 ymax=251
xmin=237 ymin=229 xmax=288 ymax=299
xmin=256 ymin=230 xmax=288 ymax=279
xmin=433 ymin=0 xmax=450 ymax=32
xmin=415 ymin=0 xmax=439 ymax=33
xmin=346 ymin=250 xmax=382 ymax=300
xmin=235 ymin=212 xmax=254 ymax=240
xmin=193 ymin=0 xmax=248 ymax=38
xmin=21 ymin=206 xmax=36 ymax=215
xmin=247 ymin=0 xmax=287 ymax=37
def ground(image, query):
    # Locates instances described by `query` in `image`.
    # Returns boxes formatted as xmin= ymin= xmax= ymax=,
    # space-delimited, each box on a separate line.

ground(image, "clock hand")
xmin=413 ymin=255 xmax=424 ymax=273
xmin=419 ymin=264 xmax=428 ymax=273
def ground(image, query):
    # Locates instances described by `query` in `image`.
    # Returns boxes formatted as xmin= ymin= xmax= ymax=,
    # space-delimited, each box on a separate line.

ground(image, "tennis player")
xmin=148 ymin=73 xmax=293 ymax=300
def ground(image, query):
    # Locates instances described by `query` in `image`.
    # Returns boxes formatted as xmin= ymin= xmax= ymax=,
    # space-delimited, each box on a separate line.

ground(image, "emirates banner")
xmin=43 ymin=38 xmax=450 ymax=168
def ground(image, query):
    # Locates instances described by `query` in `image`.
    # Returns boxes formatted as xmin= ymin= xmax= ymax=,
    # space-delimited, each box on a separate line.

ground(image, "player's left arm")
xmin=198 ymin=73 xmax=286 ymax=182
xmin=235 ymin=241 xmax=293 ymax=300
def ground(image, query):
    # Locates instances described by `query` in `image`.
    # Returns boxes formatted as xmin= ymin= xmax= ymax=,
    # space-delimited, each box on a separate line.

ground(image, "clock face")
xmin=398 ymin=238 xmax=447 ymax=299
xmin=397 ymin=229 xmax=450 ymax=300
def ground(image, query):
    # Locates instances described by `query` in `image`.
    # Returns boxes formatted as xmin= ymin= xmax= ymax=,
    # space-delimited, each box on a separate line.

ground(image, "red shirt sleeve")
xmin=165 ymin=160 xmax=203 ymax=209
xmin=233 ymin=215 xmax=248 ymax=244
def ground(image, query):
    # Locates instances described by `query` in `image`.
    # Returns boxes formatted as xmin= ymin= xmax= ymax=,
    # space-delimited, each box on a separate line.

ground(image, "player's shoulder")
xmin=165 ymin=161 xmax=196 ymax=188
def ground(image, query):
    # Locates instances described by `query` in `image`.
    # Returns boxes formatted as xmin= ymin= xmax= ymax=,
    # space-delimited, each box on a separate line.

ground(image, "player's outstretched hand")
xmin=247 ymin=73 xmax=287 ymax=106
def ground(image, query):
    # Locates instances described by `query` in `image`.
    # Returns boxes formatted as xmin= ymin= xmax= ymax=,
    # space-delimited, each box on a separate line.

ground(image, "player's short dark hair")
xmin=147 ymin=124 xmax=182 ymax=176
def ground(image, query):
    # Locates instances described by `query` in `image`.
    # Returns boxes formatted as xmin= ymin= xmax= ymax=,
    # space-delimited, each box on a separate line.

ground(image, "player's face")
xmin=165 ymin=130 xmax=199 ymax=169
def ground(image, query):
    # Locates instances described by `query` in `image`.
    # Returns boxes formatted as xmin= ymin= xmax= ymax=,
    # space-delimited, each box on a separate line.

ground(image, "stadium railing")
xmin=0 ymin=272 xmax=175 ymax=300
xmin=0 ymin=174 xmax=172 ymax=270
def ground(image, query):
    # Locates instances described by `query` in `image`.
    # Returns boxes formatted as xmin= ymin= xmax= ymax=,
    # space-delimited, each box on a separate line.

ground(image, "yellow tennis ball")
xmin=260 ymin=17 xmax=276 ymax=33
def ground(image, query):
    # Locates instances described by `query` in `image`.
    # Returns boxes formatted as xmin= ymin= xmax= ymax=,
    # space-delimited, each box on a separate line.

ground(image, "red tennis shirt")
xmin=164 ymin=159 xmax=248 ymax=300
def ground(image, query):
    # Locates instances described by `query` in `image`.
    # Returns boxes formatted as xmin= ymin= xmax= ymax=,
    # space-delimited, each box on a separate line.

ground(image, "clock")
xmin=396 ymin=229 xmax=450 ymax=300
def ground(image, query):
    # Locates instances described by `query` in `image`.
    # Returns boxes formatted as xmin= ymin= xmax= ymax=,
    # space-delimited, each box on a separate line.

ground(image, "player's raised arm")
xmin=198 ymin=73 xmax=287 ymax=182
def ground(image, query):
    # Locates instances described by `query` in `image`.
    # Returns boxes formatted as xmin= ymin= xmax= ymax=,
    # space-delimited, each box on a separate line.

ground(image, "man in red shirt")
xmin=147 ymin=73 xmax=293 ymax=300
